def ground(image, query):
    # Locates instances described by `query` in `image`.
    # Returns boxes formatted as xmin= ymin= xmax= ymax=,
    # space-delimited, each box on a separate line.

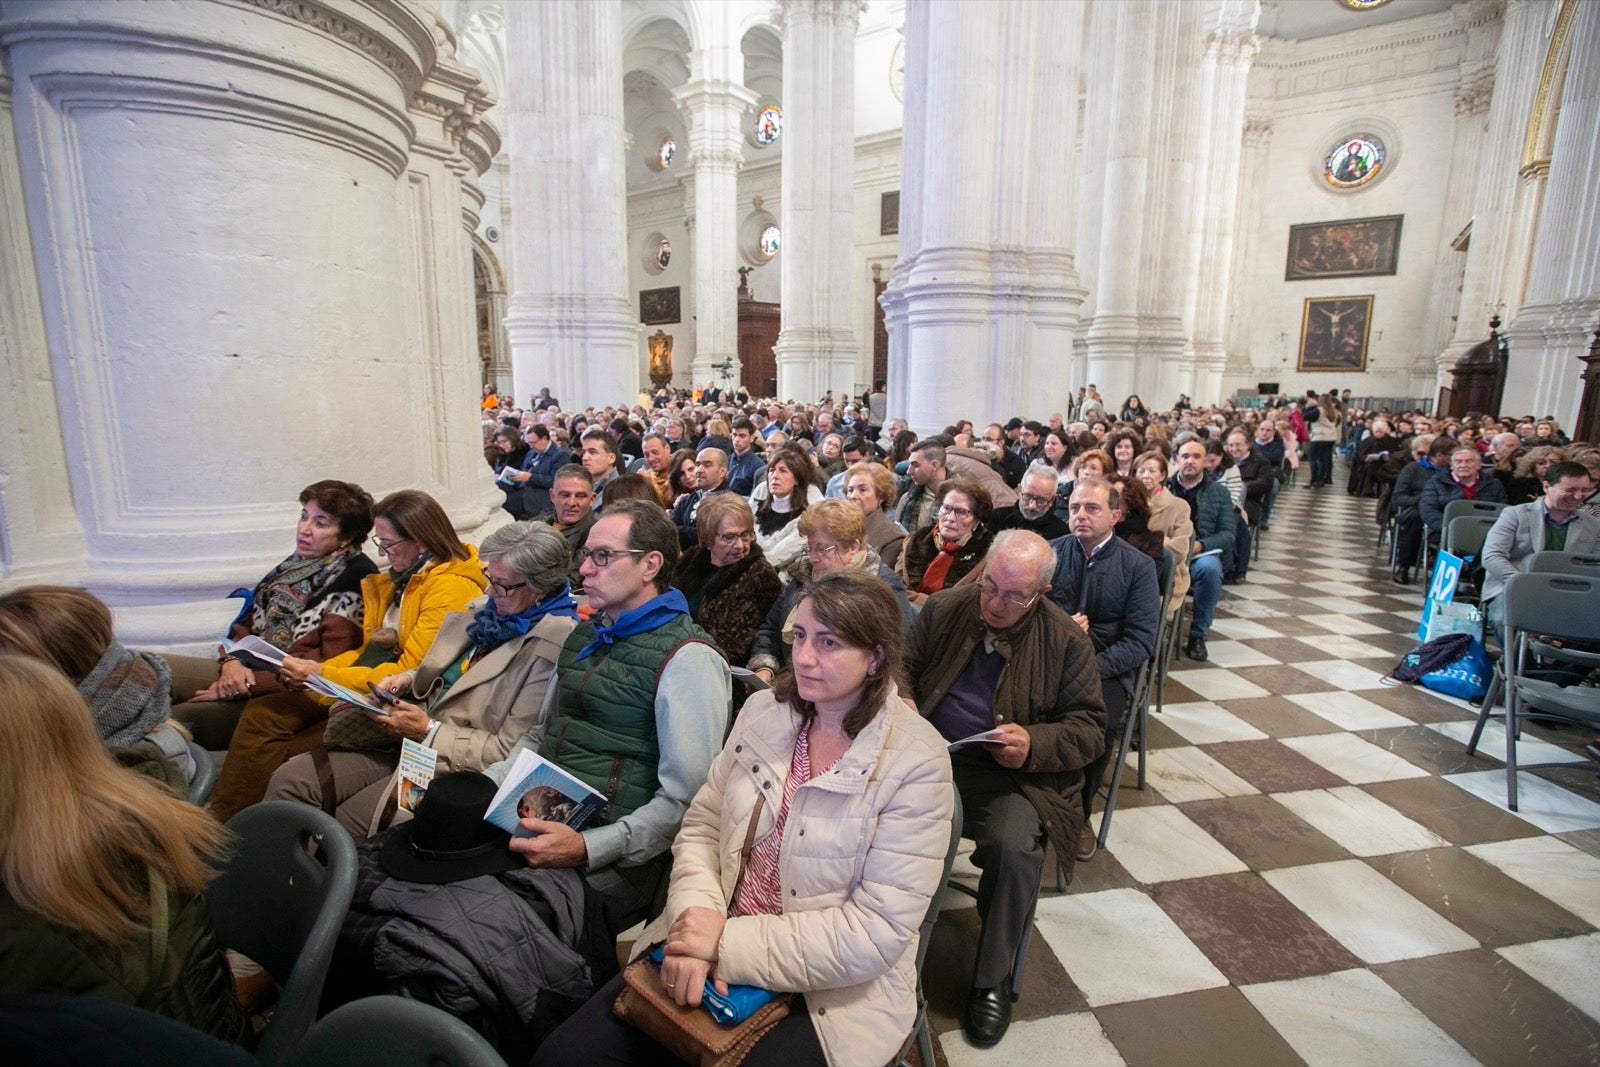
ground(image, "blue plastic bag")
xmin=646 ymin=945 xmax=779 ymax=1025
xmin=1419 ymin=638 xmax=1490 ymax=701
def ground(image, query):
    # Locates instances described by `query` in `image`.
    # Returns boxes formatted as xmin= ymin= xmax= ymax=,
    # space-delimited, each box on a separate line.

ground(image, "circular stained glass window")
xmin=1339 ymin=0 xmax=1392 ymax=9
xmin=759 ymin=225 xmax=780 ymax=258
xmin=1323 ymin=134 xmax=1384 ymax=189
xmin=656 ymin=239 xmax=671 ymax=270
xmin=658 ymin=137 xmax=676 ymax=169
xmin=755 ymin=105 xmax=782 ymax=146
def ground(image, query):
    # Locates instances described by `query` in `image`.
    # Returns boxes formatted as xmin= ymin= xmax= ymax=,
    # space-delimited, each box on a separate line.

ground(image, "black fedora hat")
xmin=379 ymin=771 xmax=524 ymax=885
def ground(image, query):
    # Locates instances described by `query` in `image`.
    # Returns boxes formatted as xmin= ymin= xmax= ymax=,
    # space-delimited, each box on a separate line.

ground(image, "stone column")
xmin=774 ymin=0 xmax=862 ymax=404
xmin=883 ymin=0 xmax=1085 ymax=432
xmin=1187 ymin=3 xmax=1260 ymax=401
xmin=1081 ymin=1 xmax=1157 ymax=403
xmin=0 ymin=0 xmax=497 ymax=648
xmin=1437 ymin=0 xmax=1547 ymax=379
xmin=502 ymin=0 xmax=638 ymax=410
xmin=674 ymin=41 xmax=758 ymax=390
xmin=1225 ymin=115 xmax=1273 ymax=377
xmin=1501 ymin=0 xmax=1600 ymax=425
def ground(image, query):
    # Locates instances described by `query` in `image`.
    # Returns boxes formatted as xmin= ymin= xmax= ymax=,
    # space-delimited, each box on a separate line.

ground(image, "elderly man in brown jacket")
xmin=901 ymin=529 xmax=1105 ymax=1050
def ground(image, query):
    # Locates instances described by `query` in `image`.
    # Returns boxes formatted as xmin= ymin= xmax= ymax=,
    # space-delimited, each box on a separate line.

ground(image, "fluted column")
xmin=884 ymin=0 xmax=1085 ymax=431
xmin=1501 ymin=0 xmax=1600 ymax=425
xmin=1438 ymin=0 xmax=1547 ymax=378
xmin=1225 ymin=115 xmax=1273 ymax=375
xmin=1082 ymin=1 xmax=1157 ymax=403
xmin=1187 ymin=3 xmax=1260 ymax=401
xmin=0 ymin=0 xmax=499 ymax=648
xmin=774 ymin=0 xmax=862 ymax=404
xmin=503 ymin=0 xmax=638 ymax=409
xmin=675 ymin=39 xmax=758 ymax=390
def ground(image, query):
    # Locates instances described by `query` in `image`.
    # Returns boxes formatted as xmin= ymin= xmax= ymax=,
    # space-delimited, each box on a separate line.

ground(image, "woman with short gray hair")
xmin=266 ymin=521 xmax=581 ymax=836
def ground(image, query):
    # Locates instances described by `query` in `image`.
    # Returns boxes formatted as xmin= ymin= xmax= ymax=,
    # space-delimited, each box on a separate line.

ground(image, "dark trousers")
xmin=1394 ymin=509 xmax=1432 ymax=573
xmin=532 ymin=971 xmax=825 ymax=1067
xmin=1309 ymin=441 xmax=1335 ymax=486
xmin=1080 ymin=679 xmax=1130 ymax=821
xmin=954 ymin=757 xmax=1047 ymax=988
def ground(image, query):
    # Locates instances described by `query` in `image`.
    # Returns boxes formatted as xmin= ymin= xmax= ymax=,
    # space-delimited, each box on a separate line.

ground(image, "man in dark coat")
xmin=902 ymin=530 xmax=1105 ymax=1050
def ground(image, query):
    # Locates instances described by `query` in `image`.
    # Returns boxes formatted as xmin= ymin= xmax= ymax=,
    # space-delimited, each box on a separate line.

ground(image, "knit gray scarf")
xmin=76 ymin=640 xmax=173 ymax=747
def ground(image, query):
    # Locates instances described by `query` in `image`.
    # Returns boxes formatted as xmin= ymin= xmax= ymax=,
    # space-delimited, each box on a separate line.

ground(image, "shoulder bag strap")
xmin=147 ymin=867 xmax=170 ymax=977
xmin=726 ymin=793 xmax=767 ymax=912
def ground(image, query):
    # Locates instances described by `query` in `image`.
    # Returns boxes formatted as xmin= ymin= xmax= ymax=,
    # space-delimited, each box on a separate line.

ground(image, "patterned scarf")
xmin=76 ymin=641 xmax=172 ymax=747
xmin=389 ymin=552 xmax=432 ymax=599
xmin=248 ymin=545 xmax=365 ymax=650
xmin=464 ymin=583 xmax=580 ymax=656
xmin=575 ymin=588 xmax=690 ymax=660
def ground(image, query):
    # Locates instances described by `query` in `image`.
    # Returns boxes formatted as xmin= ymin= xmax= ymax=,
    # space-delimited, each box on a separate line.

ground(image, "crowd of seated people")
xmin=3 ymin=381 xmax=1596 ymax=1064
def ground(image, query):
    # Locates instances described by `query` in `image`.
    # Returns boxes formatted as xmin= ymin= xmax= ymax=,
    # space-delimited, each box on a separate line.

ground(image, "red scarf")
xmin=918 ymin=534 xmax=963 ymax=594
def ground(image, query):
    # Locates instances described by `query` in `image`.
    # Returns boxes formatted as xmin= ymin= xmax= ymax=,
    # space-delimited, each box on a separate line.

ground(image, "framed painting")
xmin=639 ymin=286 xmax=680 ymax=325
xmin=1285 ymin=215 xmax=1402 ymax=281
xmin=880 ymin=191 xmax=900 ymax=236
xmin=1298 ymin=296 xmax=1373 ymax=372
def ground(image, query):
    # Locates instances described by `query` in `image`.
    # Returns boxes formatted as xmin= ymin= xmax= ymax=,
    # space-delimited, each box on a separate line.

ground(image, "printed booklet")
xmin=483 ymin=748 xmax=606 ymax=837
xmin=946 ymin=728 xmax=1007 ymax=752
xmin=397 ymin=731 xmax=440 ymax=814
xmin=220 ymin=635 xmax=288 ymax=671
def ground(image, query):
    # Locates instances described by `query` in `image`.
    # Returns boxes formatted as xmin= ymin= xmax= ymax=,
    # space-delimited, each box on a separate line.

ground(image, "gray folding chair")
xmin=1480 ymin=554 xmax=1600 ymax=709
xmin=185 ymin=740 xmax=217 ymax=805
xmin=290 ymin=995 xmax=507 ymax=1067
xmin=206 ymin=802 xmax=358 ymax=1066
xmin=1441 ymin=497 xmax=1508 ymax=528
xmin=895 ymin=789 xmax=964 ymax=1067
xmin=1443 ymin=514 xmax=1499 ymax=559
xmin=1465 ymin=573 xmax=1600 ymax=811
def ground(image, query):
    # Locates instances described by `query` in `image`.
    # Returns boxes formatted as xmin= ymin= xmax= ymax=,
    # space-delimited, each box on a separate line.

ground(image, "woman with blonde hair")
xmin=0 ymin=586 xmax=196 ymax=785
xmin=842 ymin=461 xmax=907 ymax=568
xmin=211 ymin=490 xmax=486 ymax=819
xmin=0 ymin=654 xmax=248 ymax=1044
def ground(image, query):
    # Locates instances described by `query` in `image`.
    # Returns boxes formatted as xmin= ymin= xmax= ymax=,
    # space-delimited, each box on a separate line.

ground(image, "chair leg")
xmin=914 ymin=1006 xmax=935 ymax=1067
xmin=1097 ymin=704 xmax=1140 ymax=849
xmin=1135 ymin=700 xmax=1149 ymax=791
xmin=1505 ymin=679 xmax=1519 ymax=812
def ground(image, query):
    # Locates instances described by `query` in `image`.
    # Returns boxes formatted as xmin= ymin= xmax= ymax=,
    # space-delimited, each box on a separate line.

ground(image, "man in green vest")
xmin=492 ymin=499 xmax=731 ymax=918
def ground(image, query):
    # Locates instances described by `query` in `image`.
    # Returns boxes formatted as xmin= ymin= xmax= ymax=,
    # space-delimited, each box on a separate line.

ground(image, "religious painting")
xmin=881 ymin=191 xmax=900 ymax=236
xmin=1285 ymin=215 xmax=1402 ymax=280
xmin=639 ymin=286 xmax=680 ymax=325
xmin=1298 ymin=295 xmax=1373 ymax=372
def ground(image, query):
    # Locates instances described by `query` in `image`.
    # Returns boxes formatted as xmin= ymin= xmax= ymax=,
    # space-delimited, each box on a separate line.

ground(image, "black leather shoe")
xmin=1185 ymin=634 xmax=1208 ymax=662
xmin=1392 ymin=567 xmax=1412 ymax=585
xmin=964 ymin=985 xmax=1012 ymax=1048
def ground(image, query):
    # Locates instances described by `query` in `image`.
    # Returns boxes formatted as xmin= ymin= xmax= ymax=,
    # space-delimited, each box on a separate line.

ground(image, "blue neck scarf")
xmin=575 ymin=588 xmax=690 ymax=660
xmin=465 ymin=583 xmax=580 ymax=656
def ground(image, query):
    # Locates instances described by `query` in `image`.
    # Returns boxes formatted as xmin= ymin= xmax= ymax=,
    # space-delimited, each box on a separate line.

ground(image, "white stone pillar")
xmin=0 ymin=0 xmax=493 ymax=648
xmin=1437 ymin=0 xmax=1547 ymax=380
xmin=503 ymin=0 xmax=638 ymax=410
xmin=1187 ymin=3 xmax=1260 ymax=402
xmin=883 ymin=0 xmax=1086 ymax=433
xmin=1225 ymin=115 xmax=1273 ymax=379
xmin=674 ymin=41 xmax=758 ymax=390
xmin=1501 ymin=0 xmax=1600 ymax=425
xmin=1082 ymin=1 xmax=1157 ymax=404
xmin=774 ymin=0 xmax=862 ymax=404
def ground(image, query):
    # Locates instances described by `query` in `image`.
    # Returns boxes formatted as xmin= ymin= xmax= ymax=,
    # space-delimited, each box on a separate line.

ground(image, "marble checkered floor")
xmin=921 ymin=462 xmax=1600 ymax=1067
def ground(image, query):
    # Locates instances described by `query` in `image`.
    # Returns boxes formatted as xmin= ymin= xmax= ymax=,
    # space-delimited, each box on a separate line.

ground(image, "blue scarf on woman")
xmin=575 ymin=588 xmax=690 ymax=660
xmin=464 ymin=583 xmax=580 ymax=656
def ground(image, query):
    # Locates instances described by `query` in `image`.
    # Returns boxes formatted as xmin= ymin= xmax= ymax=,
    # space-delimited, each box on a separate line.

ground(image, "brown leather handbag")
xmin=612 ymin=795 xmax=792 ymax=1067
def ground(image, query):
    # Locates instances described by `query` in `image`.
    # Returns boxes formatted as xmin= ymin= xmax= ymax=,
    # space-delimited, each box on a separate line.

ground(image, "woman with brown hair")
xmin=0 ymin=654 xmax=249 ymax=1044
xmin=0 ymin=586 xmax=196 ymax=786
xmin=164 ymin=479 xmax=377 ymax=752
xmin=896 ymin=477 xmax=995 ymax=606
xmin=842 ymin=461 xmax=907 ymax=569
xmin=753 ymin=445 xmax=823 ymax=574
xmin=673 ymin=495 xmax=783 ymax=666
xmin=535 ymin=571 xmax=953 ymax=1067
xmin=210 ymin=490 xmax=485 ymax=820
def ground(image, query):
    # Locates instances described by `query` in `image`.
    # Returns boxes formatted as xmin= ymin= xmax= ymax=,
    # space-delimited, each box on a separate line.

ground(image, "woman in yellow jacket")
xmin=210 ymin=491 xmax=485 ymax=820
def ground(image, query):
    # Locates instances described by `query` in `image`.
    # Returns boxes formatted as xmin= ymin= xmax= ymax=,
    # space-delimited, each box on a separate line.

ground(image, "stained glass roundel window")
xmin=759 ymin=225 xmax=780 ymax=258
xmin=656 ymin=239 xmax=671 ymax=269
xmin=658 ymin=138 xmax=676 ymax=169
xmin=755 ymin=106 xmax=782 ymax=146
xmin=1323 ymin=134 xmax=1384 ymax=189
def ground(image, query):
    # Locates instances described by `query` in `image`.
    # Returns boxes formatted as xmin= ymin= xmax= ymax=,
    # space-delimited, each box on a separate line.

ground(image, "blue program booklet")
xmin=483 ymin=748 xmax=606 ymax=837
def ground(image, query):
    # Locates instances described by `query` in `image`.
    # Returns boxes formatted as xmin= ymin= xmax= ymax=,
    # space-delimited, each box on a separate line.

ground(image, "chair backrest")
xmin=289 ymin=995 xmax=507 ymax=1067
xmin=912 ymin=788 xmax=964 ymax=976
xmin=205 ymin=802 xmax=358 ymax=1066
xmin=1527 ymin=552 xmax=1600 ymax=578
xmin=185 ymin=741 xmax=217 ymax=806
xmin=1444 ymin=514 xmax=1499 ymax=558
xmin=1442 ymin=497 xmax=1506 ymax=528
xmin=1503 ymin=573 xmax=1600 ymax=647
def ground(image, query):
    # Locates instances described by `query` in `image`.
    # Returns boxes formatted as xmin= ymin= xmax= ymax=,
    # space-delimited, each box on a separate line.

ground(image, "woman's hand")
xmin=369 ymin=698 xmax=431 ymax=742
xmin=377 ymin=673 xmax=413 ymax=697
xmin=279 ymin=655 xmax=322 ymax=687
xmin=196 ymin=659 xmax=255 ymax=701
xmin=660 ymin=951 xmax=728 ymax=1008
xmin=665 ymin=906 xmax=726 ymax=963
